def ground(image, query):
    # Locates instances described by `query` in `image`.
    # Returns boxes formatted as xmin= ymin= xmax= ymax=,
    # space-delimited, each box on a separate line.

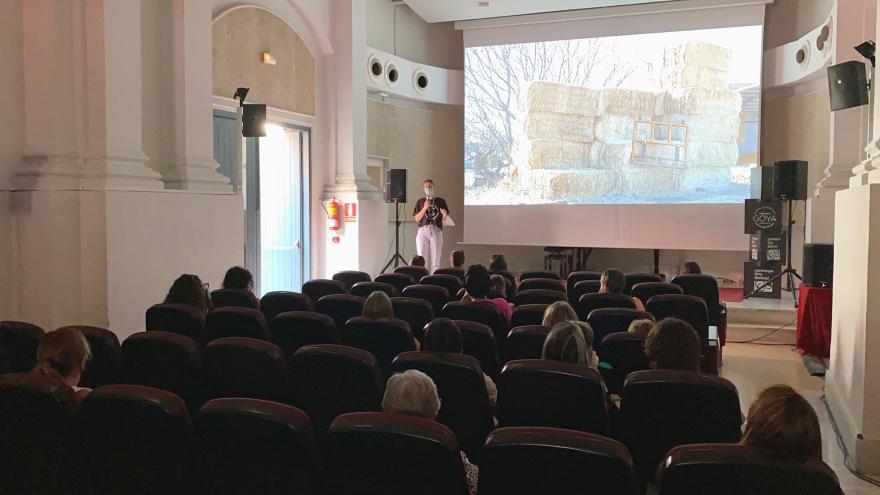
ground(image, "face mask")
xmin=424 ymin=187 xmax=434 ymax=197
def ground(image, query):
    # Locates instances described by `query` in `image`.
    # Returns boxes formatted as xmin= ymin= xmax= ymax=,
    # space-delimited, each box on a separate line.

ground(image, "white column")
xmin=163 ymin=0 xmax=231 ymax=191
xmin=15 ymin=0 xmax=163 ymax=190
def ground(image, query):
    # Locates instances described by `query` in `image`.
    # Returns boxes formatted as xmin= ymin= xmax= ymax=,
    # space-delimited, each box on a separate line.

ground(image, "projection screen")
xmin=462 ymin=3 xmax=765 ymax=250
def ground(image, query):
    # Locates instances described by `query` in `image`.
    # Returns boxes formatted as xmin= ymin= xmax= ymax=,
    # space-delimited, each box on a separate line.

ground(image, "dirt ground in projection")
xmin=465 ymin=40 xmax=755 ymax=205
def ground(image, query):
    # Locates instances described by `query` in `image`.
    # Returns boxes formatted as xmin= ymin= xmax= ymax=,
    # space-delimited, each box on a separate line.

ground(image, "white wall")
xmin=366 ymin=0 xmax=463 ymax=70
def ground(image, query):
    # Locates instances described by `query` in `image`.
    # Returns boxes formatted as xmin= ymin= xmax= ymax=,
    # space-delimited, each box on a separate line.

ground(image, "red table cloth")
xmin=796 ymin=286 xmax=833 ymax=358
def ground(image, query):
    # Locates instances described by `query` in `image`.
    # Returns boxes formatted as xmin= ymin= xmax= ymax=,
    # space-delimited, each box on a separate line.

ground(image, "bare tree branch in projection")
xmin=465 ymin=38 xmax=637 ymax=178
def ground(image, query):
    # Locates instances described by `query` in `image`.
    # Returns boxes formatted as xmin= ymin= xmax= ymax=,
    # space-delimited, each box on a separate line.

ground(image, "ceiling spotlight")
xmin=855 ymin=40 xmax=875 ymax=67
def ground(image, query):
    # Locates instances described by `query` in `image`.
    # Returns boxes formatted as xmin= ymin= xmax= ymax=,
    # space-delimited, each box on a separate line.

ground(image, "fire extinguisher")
xmin=327 ymin=197 xmax=340 ymax=231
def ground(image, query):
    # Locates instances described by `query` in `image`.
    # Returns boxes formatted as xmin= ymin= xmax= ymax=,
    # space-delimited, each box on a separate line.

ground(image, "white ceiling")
xmin=402 ymin=0 xmax=683 ymax=23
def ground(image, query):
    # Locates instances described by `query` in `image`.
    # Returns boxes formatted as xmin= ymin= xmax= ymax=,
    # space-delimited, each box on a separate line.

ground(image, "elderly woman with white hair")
xmin=382 ymin=369 xmax=479 ymax=495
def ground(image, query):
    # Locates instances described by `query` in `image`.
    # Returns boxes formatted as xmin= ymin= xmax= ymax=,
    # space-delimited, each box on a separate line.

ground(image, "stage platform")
xmin=723 ymin=291 xmax=797 ymax=343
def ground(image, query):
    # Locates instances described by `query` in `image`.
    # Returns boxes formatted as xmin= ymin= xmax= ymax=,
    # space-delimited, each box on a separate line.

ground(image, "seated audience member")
xmin=165 ymin=274 xmax=211 ymax=315
xmin=450 ymin=250 xmax=466 ymax=269
xmin=541 ymin=321 xmax=598 ymax=369
xmin=30 ymin=327 xmax=92 ymax=403
xmin=627 ymin=318 xmax=655 ymax=338
xmin=410 ymin=255 xmax=426 ymax=268
xmin=363 ymin=291 xmax=394 ymax=319
xmin=222 ymin=266 xmax=259 ymax=308
xmin=644 ymin=318 xmax=701 ymax=371
xmin=363 ymin=291 xmax=419 ymax=349
xmin=741 ymin=384 xmax=822 ymax=462
xmin=600 ymin=269 xmax=645 ymax=311
xmin=488 ymin=255 xmax=508 ymax=272
xmin=489 ymin=274 xmax=507 ymax=300
xmin=462 ymin=264 xmax=512 ymax=326
xmin=542 ymin=301 xmax=578 ymax=328
xmin=682 ymin=261 xmax=702 ymax=275
xmin=423 ymin=318 xmax=497 ymax=406
xmin=382 ymin=370 xmax=478 ymax=495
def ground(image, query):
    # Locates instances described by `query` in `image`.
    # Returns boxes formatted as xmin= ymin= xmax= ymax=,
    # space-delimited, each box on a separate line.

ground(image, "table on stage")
xmin=796 ymin=286 xmax=833 ymax=358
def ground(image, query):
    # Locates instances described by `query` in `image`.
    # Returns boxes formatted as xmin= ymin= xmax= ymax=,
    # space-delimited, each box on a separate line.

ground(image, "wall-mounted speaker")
xmin=803 ymin=243 xmax=834 ymax=287
xmin=385 ymin=169 xmax=407 ymax=204
xmin=772 ymin=160 xmax=808 ymax=200
xmin=828 ymin=61 xmax=869 ymax=111
xmin=242 ymin=104 xmax=267 ymax=137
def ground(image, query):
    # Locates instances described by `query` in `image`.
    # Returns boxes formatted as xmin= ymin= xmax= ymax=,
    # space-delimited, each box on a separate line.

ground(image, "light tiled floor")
xmin=721 ymin=343 xmax=880 ymax=494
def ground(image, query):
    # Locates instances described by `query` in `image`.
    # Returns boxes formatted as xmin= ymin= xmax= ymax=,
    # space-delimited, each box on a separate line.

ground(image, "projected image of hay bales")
xmin=465 ymin=34 xmax=760 ymax=205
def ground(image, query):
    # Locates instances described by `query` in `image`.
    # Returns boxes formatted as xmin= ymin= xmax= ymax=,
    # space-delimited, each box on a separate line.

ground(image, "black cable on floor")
xmin=726 ymin=317 xmax=797 ymax=344
xmin=821 ymin=393 xmax=880 ymax=487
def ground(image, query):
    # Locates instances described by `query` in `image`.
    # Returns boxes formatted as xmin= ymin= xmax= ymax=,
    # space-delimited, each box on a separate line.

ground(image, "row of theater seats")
xmin=0 ymin=371 xmax=842 ymax=495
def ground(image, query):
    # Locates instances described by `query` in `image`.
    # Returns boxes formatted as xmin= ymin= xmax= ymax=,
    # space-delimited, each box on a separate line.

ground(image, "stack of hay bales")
xmin=510 ymin=41 xmax=743 ymax=202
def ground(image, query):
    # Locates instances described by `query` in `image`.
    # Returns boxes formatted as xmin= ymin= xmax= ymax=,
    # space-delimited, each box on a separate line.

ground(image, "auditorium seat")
xmin=510 ymin=304 xmax=548 ymax=328
xmin=586 ymin=308 xmax=653 ymax=352
xmin=514 ymin=289 xmax=566 ymax=306
xmin=0 ymin=373 xmax=92 ymax=494
xmin=624 ymin=273 xmax=662 ymax=294
xmin=455 ymin=320 xmax=501 ymax=381
xmin=351 ymin=281 xmax=397 ymax=298
xmin=204 ymin=306 xmax=270 ymax=343
xmin=391 ymin=297 xmax=435 ymax=342
xmin=315 ymin=294 xmax=366 ymax=331
xmin=394 ymin=264 xmax=429 ymax=282
xmin=194 ymin=398 xmax=318 ymax=495
xmin=332 ymin=270 xmax=372 ymax=290
xmin=401 ymin=284 xmax=450 ymax=315
xmin=504 ymin=325 xmax=550 ymax=363
xmin=441 ymin=301 xmax=508 ymax=347
xmin=58 ymin=326 xmax=121 ymax=388
xmin=79 ymin=384 xmax=192 ymax=494
xmin=301 ymin=279 xmax=346 ymax=303
xmin=519 ymin=278 xmax=565 ymax=293
xmin=260 ymin=291 xmax=314 ymax=322
xmin=121 ymin=331 xmax=202 ymax=409
xmin=269 ymin=311 xmax=340 ymax=359
xmin=646 ymin=294 xmax=710 ymax=353
xmin=288 ymin=344 xmax=383 ymax=437
xmin=391 ymin=351 xmax=494 ymax=459
xmin=376 ymin=272 xmax=415 ymax=295
xmin=619 ymin=369 xmax=742 ymax=485
xmin=420 ymin=274 xmax=463 ymax=298
xmin=203 ymin=337 xmax=290 ymax=403
xmin=211 ymin=288 xmax=258 ymax=309
xmin=567 ymin=270 xmax=602 ymax=289
xmin=342 ymin=316 xmax=415 ymax=377
xmin=434 ymin=267 xmax=465 ymax=282
xmin=576 ymin=293 xmax=636 ymax=320
xmin=0 ymin=320 xmax=45 ymax=375
xmin=568 ymin=280 xmax=601 ymax=305
xmin=145 ymin=303 xmax=205 ymax=343
xmin=600 ymin=333 xmax=649 ymax=394
xmin=630 ymin=282 xmax=682 ymax=304
xmin=498 ymin=359 xmax=609 ymax=435
xmin=520 ymin=270 xmax=561 ymax=281
xmin=479 ymin=427 xmax=639 ymax=495
xmin=656 ymin=444 xmax=842 ymax=495
xmin=672 ymin=274 xmax=728 ymax=345
xmin=323 ymin=412 xmax=469 ymax=495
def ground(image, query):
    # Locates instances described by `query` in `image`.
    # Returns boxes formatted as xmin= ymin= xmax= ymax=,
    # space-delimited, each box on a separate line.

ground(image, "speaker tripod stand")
xmin=381 ymin=200 xmax=407 ymax=273
xmin=743 ymin=198 xmax=803 ymax=307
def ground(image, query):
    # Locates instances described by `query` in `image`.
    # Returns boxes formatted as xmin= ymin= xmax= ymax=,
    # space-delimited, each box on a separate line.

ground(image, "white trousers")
xmin=416 ymin=225 xmax=443 ymax=274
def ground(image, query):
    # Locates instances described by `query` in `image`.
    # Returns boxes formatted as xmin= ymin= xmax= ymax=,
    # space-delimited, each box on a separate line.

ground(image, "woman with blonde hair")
xmin=541 ymin=321 xmax=599 ymax=369
xmin=362 ymin=291 xmax=394 ymax=319
xmin=30 ymin=327 xmax=92 ymax=402
xmin=542 ymin=301 xmax=578 ymax=328
xmin=741 ymin=384 xmax=822 ymax=462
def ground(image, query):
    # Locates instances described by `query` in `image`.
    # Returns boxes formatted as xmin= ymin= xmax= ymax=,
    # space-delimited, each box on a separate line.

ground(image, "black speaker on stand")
xmin=382 ymin=169 xmax=408 ymax=272
xmin=744 ymin=160 xmax=808 ymax=307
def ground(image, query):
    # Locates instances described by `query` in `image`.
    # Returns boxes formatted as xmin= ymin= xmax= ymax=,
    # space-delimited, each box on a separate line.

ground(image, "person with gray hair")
xmin=541 ymin=321 xmax=599 ymax=369
xmin=382 ymin=370 xmax=478 ymax=495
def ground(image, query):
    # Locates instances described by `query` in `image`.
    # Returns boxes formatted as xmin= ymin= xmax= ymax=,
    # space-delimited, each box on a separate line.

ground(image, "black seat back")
xmin=270 ymin=311 xmax=340 ymax=359
xmin=510 ymin=304 xmax=548 ymax=328
xmin=646 ymin=295 xmax=710 ymax=353
xmin=341 ymin=317 xmax=415 ymax=377
xmin=401 ymin=284 xmax=450 ymax=316
xmin=203 ymin=337 xmax=290 ymax=403
xmin=0 ymin=321 xmax=45 ymax=375
xmin=61 ymin=326 xmax=121 ymax=388
xmin=332 ymin=271 xmax=371 ymax=290
xmin=520 ymin=270 xmax=560 ymax=281
xmin=145 ymin=303 xmax=205 ymax=343
xmin=568 ymin=280 xmax=601 ymax=307
xmin=434 ymin=267 xmax=465 ymax=282
xmin=375 ymin=273 xmax=414 ymax=295
xmin=391 ymin=352 xmax=494 ymax=459
xmin=204 ymin=306 xmax=270 ymax=343
xmin=624 ymin=273 xmax=662 ymax=294
xmin=121 ymin=331 xmax=202 ymax=409
xmin=456 ymin=320 xmax=500 ymax=381
xmin=315 ymin=294 xmax=366 ymax=331
xmin=302 ymin=279 xmax=346 ymax=303
xmin=421 ymin=274 xmax=463 ymax=298
xmin=576 ymin=293 xmax=636 ymax=320
xmin=586 ymin=308 xmax=653 ymax=352
xmin=211 ymin=288 xmax=258 ymax=309
xmin=441 ymin=301 xmax=508 ymax=348
xmin=519 ymin=278 xmax=565 ymax=292
xmin=351 ymin=281 xmax=397 ymax=298
xmin=391 ymin=297 xmax=435 ymax=342
xmin=393 ymin=265 xmax=429 ymax=282
xmin=600 ymin=333 xmax=649 ymax=394
xmin=260 ymin=291 xmax=313 ymax=322
xmin=630 ymin=282 xmax=682 ymax=304
xmin=504 ymin=325 xmax=550 ymax=363
xmin=514 ymin=289 xmax=565 ymax=306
